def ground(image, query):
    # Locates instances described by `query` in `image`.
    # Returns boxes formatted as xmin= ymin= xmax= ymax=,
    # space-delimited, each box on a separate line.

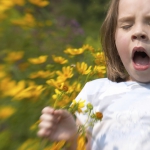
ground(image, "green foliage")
xmin=0 ymin=0 xmax=107 ymax=149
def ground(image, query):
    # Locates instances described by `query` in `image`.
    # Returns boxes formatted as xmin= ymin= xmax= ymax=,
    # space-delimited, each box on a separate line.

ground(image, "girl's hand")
xmin=37 ymin=107 xmax=78 ymax=142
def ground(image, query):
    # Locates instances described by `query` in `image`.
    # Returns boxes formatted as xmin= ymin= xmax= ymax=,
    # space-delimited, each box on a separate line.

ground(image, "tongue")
xmin=134 ymin=55 xmax=149 ymax=65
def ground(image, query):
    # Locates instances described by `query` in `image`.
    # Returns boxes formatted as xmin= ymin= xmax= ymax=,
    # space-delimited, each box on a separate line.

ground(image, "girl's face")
xmin=115 ymin=0 xmax=150 ymax=83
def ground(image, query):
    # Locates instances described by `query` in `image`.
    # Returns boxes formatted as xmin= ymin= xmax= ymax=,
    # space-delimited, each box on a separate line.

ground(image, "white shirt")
xmin=75 ymin=78 xmax=150 ymax=150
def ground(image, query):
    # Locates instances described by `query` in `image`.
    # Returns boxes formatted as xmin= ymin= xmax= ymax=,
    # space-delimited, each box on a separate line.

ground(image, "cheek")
xmin=115 ymin=35 xmax=130 ymax=62
xmin=115 ymin=33 xmax=129 ymax=55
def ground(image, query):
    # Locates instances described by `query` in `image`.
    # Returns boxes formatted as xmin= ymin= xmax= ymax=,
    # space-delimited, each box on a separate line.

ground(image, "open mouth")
xmin=132 ymin=48 xmax=150 ymax=66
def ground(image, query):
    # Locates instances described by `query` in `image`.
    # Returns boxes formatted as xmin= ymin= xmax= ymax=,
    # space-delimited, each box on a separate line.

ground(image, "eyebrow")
xmin=118 ymin=15 xmax=150 ymax=23
xmin=145 ymin=15 xmax=150 ymax=19
xmin=118 ymin=16 xmax=134 ymax=23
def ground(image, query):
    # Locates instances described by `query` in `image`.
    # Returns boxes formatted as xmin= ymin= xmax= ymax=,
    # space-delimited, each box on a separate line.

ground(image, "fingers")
xmin=40 ymin=114 xmax=58 ymax=123
xmin=54 ymin=109 xmax=71 ymax=118
xmin=37 ymin=128 xmax=51 ymax=137
xmin=37 ymin=106 xmax=75 ymax=140
xmin=42 ymin=106 xmax=55 ymax=114
xmin=39 ymin=120 xmax=53 ymax=129
xmin=38 ymin=107 xmax=57 ymax=138
xmin=42 ymin=106 xmax=71 ymax=118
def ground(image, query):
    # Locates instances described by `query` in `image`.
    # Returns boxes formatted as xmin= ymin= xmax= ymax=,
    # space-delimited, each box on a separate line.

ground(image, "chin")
xmin=130 ymin=76 xmax=150 ymax=83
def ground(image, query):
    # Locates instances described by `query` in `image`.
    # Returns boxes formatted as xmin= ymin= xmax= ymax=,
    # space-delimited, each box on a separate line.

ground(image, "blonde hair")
xmin=100 ymin=0 xmax=129 ymax=82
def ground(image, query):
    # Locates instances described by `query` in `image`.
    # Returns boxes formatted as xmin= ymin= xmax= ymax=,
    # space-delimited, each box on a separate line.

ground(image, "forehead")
xmin=118 ymin=0 xmax=150 ymax=17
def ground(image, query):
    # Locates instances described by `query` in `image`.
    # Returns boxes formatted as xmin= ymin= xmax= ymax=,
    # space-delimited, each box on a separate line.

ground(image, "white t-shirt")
xmin=75 ymin=78 xmax=150 ymax=150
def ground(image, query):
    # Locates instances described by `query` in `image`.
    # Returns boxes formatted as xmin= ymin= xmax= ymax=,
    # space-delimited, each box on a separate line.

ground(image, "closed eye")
xmin=121 ymin=25 xmax=132 ymax=30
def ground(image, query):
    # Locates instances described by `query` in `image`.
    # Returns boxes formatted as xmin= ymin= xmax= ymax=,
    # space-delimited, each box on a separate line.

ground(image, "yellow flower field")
xmin=0 ymin=0 xmax=107 ymax=149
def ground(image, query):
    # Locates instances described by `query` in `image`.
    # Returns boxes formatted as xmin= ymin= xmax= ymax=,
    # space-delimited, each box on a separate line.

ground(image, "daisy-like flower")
xmin=70 ymin=99 xmax=85 ymax=114
xmin=56 ymin=66 xmax=73 ymax=81
xmin=69 ymin=81 xmax=81 ymax=93
xmin=77 ymin=135 xmax=86 ymax=150
xmin=6 ymin=80 xmax=25 ymax=97
xmin=48 ymin=141 xmax=66 ymax=150
xmin=0 ymin=70 xmax=6 ymax=78
xmin=59 ymin=82 xmax=69 ymax=92
xmin=93 ymin=52 xmax=105 ymax=65
xmin=12 ymin=83 xmax=45 ymax=100
xmin=11 ymin=13 xmax=36 ymax=28
xmin=0 ymin=77 xmax=16 ymax=97
xmin=46 ymin=79 xmax=62 ymax=88
xmin=29 ymin=0 xmax=49 ymax=7
xmin=28 ymin=55 xmax=48 ymax=64
xmin=4 ymin=51 xmax=24 ymax=62
xmin=82 ymin=44 xmax=95 ymax=52
xmin=76 ymin=62 xmax=92 ymax=75
xmin=52 ymin=89 xmax=62 ymax=100
xmin=29 ymin=70 xmax=55 ymax=79
xmin=0 ymin=0 xmax=14 ymax=12
xmin=93 ymin=65 xmax=106 ymax=78
xmin=52 ymin=55 xmax=68 ymax=64
xmin=13 ymin=0 xmax=25 ymax=6
xmin=64 ymin=47 xmax=85 ymax=56
xmin=0 ymin=106 xmax=16 ymax=119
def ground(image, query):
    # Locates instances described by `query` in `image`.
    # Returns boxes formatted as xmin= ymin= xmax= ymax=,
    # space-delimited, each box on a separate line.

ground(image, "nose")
xmin=131 ymin=27 xmax=148 ymax=41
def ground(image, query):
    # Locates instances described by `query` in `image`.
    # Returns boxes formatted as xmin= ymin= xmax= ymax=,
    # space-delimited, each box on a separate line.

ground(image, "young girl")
xmin=38 ymin=0 xmax=150 ymax=149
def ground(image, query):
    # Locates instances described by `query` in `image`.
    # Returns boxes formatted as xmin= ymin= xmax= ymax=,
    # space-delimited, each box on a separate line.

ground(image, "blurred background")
xmin=0 ymin=0 xmax=109 ymax=149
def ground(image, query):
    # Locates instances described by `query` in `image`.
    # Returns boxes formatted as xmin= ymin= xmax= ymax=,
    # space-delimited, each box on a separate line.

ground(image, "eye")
xmin=121 ymin=25 xmax=132 ymax=30
xmin=147 ymin=20 xmax=150 ymax=25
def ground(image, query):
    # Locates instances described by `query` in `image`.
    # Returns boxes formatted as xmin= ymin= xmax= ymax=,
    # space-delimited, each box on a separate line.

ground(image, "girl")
xmin=38 ymin=0 xmax=150 ymax=149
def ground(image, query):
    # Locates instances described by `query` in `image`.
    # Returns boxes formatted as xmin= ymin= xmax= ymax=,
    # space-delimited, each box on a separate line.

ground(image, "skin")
xmin=38 ymin=107 xmax=78 ymax=150
xmin=115 ymin=0 xmax=150 ymax=83
xmin=38 ymin=107 xmax=91 ymax=150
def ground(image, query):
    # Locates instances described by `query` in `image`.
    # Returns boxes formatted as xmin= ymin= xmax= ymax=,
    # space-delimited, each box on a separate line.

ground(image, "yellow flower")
xmin=56 ymin=95 xmax=71 ymax=108
xmin=56 ymin=66 xmax=73 ymax=81
xmin=68 ymin=82 xmax=81 ymax=93
xmin=29 ymin=0 xmax=49 ymax=7
xmin=0 ymin=78 xmax=17 ymax=97
xmin=59 ymin=82 xmax=69 ymax=92
xmin=77 ymin=135 xmax=86 ymax=150
xmin=93 ymin=52 xmax=104 ymax=59
xmin=12 ymin=0 xmax=25 ymax=6
xmin=70 ymin=99 xmax=85 ymax=113
xmin=0 ymin=70 xmax=6 ymax=78
xmin=64 ymin=47 xmax=85 ymax=56
xmin=16 ymin=85 xmax=45 ymax=100
xmin=28 ymin=55 xmax=48 ymax=64
xmin=0 ymin=106 xmax=16 ymax=119
xmin=52 ymin=89 xmax=62 ymax=100
xmin=49 ymin=141 xmax=66 ymax=150
xmin=0 ymin=0 xmax=14 ymax=13
xmin=29 ymin=70 xmax=55 ymax=79
xmin=11 ymin=13 xmax=36 ymax=28
xmin=93 ymin=65 xmax=106 ymax=78
xmin=52 ymin=55 xmax=68 ymax=64
xmin=76 ymin=62 xmax=92 ymax=75
xmin=6 ymin=80 xmax=26 ymax=97
xmin=4 ymin=51 xmax=24 ymax=62
xmin=93 ymin=52 xmax=105 ymax=65
xmin=82 ymin=44 xmax=95 ymax=52
xmin=46 ymin=79 xmax=62 ymax=88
